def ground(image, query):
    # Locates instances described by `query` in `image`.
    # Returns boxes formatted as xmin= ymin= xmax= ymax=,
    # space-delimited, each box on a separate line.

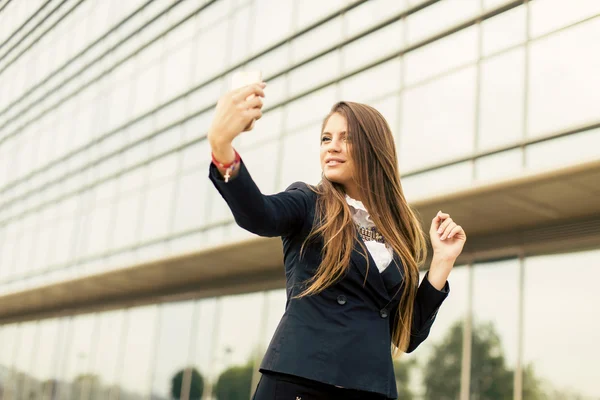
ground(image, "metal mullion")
xmin=514 ymin=252 xmax=525 ymax=400
xmin=180 ymin=300 xmax=202 ymax=400
xmin=460 ymin=262 xmax=474 ymax=400
xmin=0 ymin=0 xmax=81 ymax=71
xmin=0 ymin=0 xmax=53 ymax=51
xmin=0 ymin=0 xmax=218 ymax=143
xmin=0 ymin=0 xmax=415 ymax=197
xmin=0 ymin=0 xmax=155 ymax=120
xmin=472 ymin=0 xmax=484 ymax=181
xmin=0 ymin=0 xmax=369 ymax=160
xmin=0 ymin=0 xmax=13 ymax=17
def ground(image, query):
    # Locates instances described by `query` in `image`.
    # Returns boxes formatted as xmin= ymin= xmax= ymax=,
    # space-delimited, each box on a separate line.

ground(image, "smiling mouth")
xmin=326 ymin=160 xmax=344 ymax=166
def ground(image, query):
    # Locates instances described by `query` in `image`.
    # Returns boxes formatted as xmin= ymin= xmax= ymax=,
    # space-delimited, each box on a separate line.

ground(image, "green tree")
xmin=213 ymin=361 xmax=254 ymax=400
xmin=171 ymin=367 xmax=204 ymax=400
xmin=422 ymin=320 xmax=546 ymax=400
xmin=393 ymin=357 xmax=416 ymax=400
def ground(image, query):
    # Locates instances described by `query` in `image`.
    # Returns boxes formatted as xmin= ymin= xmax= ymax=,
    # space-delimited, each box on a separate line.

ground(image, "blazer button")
xmin=337 ymin=295 xmax=347 ymax=305
xmin=380 ymin=308 xmax=389 ymax=318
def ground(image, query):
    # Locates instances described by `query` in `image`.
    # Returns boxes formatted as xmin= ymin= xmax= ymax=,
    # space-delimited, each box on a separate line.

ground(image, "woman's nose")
xmin=327 ymin=138 xmax=342 ymax=152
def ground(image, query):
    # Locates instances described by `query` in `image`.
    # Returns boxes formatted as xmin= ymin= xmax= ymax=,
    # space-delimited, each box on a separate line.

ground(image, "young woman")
xmin=208 ymin=82 xmax=466 ymax=400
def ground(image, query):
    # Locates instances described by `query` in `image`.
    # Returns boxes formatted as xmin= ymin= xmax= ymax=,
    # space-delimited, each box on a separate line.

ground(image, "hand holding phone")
xmin=207 ymin=72 xmax=265 ymax=148
xmin=231 ymin=71 xmax=263 ymax=131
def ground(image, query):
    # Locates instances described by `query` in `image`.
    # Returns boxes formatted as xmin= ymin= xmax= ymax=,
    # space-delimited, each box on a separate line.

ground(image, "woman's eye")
xmin=321 ymin=137 xmax=330 ymax=143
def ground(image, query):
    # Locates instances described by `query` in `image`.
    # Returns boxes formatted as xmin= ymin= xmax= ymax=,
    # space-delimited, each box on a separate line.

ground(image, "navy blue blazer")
xmin=209 ymin=160 xmax=449 ymax=399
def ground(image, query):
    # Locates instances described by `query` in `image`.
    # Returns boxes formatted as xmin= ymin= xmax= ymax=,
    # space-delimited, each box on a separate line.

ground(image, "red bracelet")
xmin=211 ymin=148 xmax=241 ymax=182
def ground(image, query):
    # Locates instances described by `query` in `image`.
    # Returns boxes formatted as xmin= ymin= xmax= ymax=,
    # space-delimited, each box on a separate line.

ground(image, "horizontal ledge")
xmin=1 ymin=159 xmax=600 ymax=322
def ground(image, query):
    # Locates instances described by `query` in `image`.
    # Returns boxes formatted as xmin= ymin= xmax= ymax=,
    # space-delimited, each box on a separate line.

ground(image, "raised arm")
xmin=207 ymin=80 xmax=311 ymax=237
xmin=208 ymin=81 xmax=266 ymax=182
xmin=209 ymin=159 xmax=311 ymax=237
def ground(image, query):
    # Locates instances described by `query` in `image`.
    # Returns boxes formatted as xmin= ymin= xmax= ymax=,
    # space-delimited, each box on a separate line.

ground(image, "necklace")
xmin=356 ymin=224 xmax=385 ymax=244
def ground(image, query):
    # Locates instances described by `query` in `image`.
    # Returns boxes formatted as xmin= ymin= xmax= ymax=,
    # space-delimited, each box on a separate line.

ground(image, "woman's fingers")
xmin=245 ymin=94 xmax=264 ymax=110
xmin=440 ymin=222 xmax=457 ymax=240
xmin=246 ymin=107 xmax=263 ymax=121
xmin=447 ymin=225 xmax=464 ymax=239
xmin=437 ymin=216 xmax=453 ymax=235
xmin=232 ymin=82 xmax=266 ymax=103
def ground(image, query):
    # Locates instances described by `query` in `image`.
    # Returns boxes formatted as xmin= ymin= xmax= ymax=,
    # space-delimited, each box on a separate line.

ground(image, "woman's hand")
xmin=208 ymin=82 xmax=266 ymax=148
xmin=429 ymin=210 xmax=467 ymax=262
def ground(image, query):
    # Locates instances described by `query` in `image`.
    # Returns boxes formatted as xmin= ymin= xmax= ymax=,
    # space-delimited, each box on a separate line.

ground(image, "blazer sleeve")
xmin=208 ymin=159 xmax=312 ymax=238
xmin=405 ymin=271 xmax=450 ymax=353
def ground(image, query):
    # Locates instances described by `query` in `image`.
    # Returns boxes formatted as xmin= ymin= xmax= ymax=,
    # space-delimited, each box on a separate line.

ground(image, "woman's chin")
xmin=323 ymin=171 xmax=347 ymax=184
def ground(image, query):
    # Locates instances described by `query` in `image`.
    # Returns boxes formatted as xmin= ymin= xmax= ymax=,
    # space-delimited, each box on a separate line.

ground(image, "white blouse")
xmin=345 ymin=194 xmax=393 ymax=273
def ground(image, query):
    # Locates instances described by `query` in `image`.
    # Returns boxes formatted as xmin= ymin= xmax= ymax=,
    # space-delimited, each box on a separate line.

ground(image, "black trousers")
xmin=252 ymin=371 xmax=391 ymax=400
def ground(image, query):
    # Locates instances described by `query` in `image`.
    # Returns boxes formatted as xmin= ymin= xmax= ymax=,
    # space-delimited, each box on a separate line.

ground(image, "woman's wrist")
xmin=209 ymin=136 xmax=235 ymax=165
xmin=427 ymin=255 xmax=454 ymax=290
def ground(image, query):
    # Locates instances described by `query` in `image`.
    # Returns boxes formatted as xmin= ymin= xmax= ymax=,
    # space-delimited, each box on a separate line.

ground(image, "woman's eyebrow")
xmin=321 ymin=130 xmax=347 ymax=136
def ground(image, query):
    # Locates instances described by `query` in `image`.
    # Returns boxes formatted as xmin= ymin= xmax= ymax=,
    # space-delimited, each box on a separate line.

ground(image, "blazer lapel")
xmin=350 ymin=230 xmax=391 ymax=304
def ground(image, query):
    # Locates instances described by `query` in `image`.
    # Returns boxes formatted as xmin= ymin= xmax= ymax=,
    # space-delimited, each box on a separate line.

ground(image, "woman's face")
xmin=320 ymin=112 xmax=354 ymax=187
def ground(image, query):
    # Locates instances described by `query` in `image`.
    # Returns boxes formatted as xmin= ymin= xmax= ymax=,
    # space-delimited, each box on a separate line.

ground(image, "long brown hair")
xmin=295 ymin=101 xmax=428 ymax=358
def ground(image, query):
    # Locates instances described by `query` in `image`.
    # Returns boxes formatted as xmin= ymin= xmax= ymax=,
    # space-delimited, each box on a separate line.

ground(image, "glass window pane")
xmin=85 ymin=204 xmax=113 ymax=257
xmin=407 ymin=0 xmax=479 ymax=45
xmin=471 ymin=260 xmax=520 ymax=399
xmin=370 ymin=93 xmax=401 ymax=138
xmin=150 ymin=301 xmax=196 ymax=399
xmin=195 ymin=21 xmax=230 ymax=84
xmin=229 ymin=5 xmax=253 ymax=65
xmin=191 ymin=298 xmax=219 ymax=394
xmin=174 ymin=169 xmax=208 ymax=233
xmin=285 ymin=85 xmax=336 ymax=131
xmin=14 ymin=322 xmax=40 ymax=399
xmin=88 ymin=310 xmax=127 ymax=399
xmin=400 ymin=66 xmax=476 ymax=172
xmin=523 ymin=249 xmax=600 ymax=399
xmin=139 ymin=179 xmax=175 ymax=243
xmin=478 ymin=48 xmax=525 ymax=150
xmin=250 ymin=0 xmax=294 ymax=53
xmin=401 ymin=162 xmax=473 ymax=201
xmin=295 ymin=0 xmax=345 ymax=31
xmin=279 ymin=124 xmax=322 ymax=191
xmin=345 ymin=0 xmax=408 ymax=38
xmin=340 ymin=58 xmax=402 ymax=104
xmin=405 ymin=26 xmax=478 ymax=86
xmin=0 ymin=324 xmax=19 ymax=397
xmin=530 ymin=0 xmax=600 ymax=38
xmin=134 ymin=63 xmax=161 ymax=117
xmin=475 ymin=149 xmax=523 ymax=182
xmin=237 ymin=107 xmax=284 ymax=150
xmin=55 ymin=314 xmax=97 ymax=400
xmin=342 ymin=21 xmax=403 ymax=74
xmin=525 ymin=127 xmax=600 ymax=172
xmin=161 ymin=40 xmax=194 ymax=104
xmin=482 ymin=5 xmax=527 ymax=57
xmin=403 ymin=266 xmax=470 ymax=398
xmin=117 ymin=305 xmax=159 ymax=398
xmin=245 ymin=43 xmax=291 ymax=79
xmin=240 ymin=141 xmax=279 ymax=195
xmin=112 ymin=191 xmax=142 ymax=249
xmin=212 ymin=293 xmax=266 ymax=400
xmin=527 ymin=17 xmax=600 ymax=138
xmin=289 ymin=52 xmax=340 ymax=97
xmin=148 ymin=152 xmax=179 ymax=183
xmin=291 ymin=17 xmax=342 ymax=64
xmin=33 ymin=319 xmax=65 ymax=399
xmin=483 ymin=0 xmax=513 ymax=10
xmin=181 ymin=139 xmax=210 ymax=174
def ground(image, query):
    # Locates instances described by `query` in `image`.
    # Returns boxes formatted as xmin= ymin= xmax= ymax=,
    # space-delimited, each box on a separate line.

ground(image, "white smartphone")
xmin=231 ymin=70 xmax=262 ymax=131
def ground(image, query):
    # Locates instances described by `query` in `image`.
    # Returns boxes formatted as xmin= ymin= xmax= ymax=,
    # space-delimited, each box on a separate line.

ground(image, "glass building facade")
xmin=0 ymin=0 xmax=599 ymax=399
